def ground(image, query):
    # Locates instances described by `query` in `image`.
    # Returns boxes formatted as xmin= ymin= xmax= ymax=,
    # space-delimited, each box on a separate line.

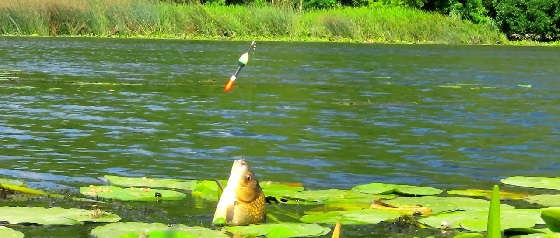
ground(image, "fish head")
xmin=228 ymin=159 xmax=261 ymax=202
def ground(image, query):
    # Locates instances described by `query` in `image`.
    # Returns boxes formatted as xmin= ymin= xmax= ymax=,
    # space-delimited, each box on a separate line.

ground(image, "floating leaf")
xmin=542 ymin=208 xmax=560 ymax=232
xmin=510 ymin=234 xmax=560 ymax=238
xmin=501 ymin=177 xmax=560 ymax=191
xmin=0 ymin=226 xmax=23 ymax=238
xmin=80 ymin=185 xmax=186 ymax=201
xmin=370 ymin=200 xmax=432 ymax=216
xmin=420 ymin=209 xmax=544 ymax=232
xmin=192 ymin=180 xmax=224 ymax=201
xmin=447 ymin=189 xmax=527 ymax=200
xmin=0 ymin=183 xmax=47 ymax=195
xmin=91 ymin=222 xmax=228 ymax=238
xmin=260 ymin=181 xmax=304 ymax=198
xmin=300 ymin=209 xmax=401 ymax=225
xmin=226 ymin=223 xmax=330 ymax=238
xmin=454 ymin=233 xmax=484 ymax=238
xmin=0 ymin=178 xmax=24 ymax=187
xmin=505 ymin=227 xmax=548 ymax=236
xmin=352 ymin=182 xmax=442 ymax=196
xmin=104 ymin=175 xmax=196 ymax=191
xmin=526 ymin=195 xmax=560 ymax=207
xmin=382 ymin=196 xmax=514 ymax=214
xmin=120 ymin=230 xmax=195 ymax=238
xmin=0 ymin=207 xmax=120 ymax=225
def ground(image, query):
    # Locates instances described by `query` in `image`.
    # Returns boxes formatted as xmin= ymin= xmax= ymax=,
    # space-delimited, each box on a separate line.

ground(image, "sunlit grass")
xmin=0 ymin=0 xmax=507 ymax=44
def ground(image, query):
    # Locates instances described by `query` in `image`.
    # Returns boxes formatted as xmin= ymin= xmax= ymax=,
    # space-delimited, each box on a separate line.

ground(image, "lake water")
xmin=1 ymin=37 xmax=559 ymax=237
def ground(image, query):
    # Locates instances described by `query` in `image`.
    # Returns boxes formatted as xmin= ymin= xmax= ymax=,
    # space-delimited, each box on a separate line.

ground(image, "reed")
xmin=0 ymin=0 xmax=506 ymax=44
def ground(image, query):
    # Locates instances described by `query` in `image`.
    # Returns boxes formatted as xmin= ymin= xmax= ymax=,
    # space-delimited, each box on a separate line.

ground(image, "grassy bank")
xmin=0 ymin=0 xmax=506 ymax=44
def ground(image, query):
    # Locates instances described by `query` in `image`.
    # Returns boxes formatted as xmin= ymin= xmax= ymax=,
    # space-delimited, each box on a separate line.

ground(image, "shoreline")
xmin=3 ymin=34 xmax=560 ymax=47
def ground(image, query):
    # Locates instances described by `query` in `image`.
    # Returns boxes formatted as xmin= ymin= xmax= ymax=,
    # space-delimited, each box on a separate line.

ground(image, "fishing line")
xmin=224 ymin=41 xmax=257 ymax=157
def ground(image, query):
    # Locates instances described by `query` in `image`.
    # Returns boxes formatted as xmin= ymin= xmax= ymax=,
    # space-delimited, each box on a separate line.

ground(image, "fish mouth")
xmin=228 ymin=159 xmax=250 ymax=186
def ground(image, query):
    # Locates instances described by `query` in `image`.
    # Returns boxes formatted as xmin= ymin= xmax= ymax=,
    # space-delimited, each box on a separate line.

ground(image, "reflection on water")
xmin=0 ymin=37 xmax=559 ymax=193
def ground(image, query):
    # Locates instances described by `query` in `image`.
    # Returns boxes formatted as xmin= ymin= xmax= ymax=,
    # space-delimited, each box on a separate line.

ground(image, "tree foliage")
xmin=494 ymin=0 xmax=560 ymax=41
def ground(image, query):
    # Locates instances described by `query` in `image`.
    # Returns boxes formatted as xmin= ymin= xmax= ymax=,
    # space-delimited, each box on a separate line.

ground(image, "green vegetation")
xmin=487 ymin=185 xmax=501 ymax=238
xmin=6 ymin=175 xmax=560 ymax=236
xmin=0 ymin=0 xmax=506 ymax=44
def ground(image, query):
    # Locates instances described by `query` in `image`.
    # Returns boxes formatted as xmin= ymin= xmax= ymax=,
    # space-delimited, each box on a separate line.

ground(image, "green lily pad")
xmin=420 ymin=209 xmax=544 ymax=232
xmin=226 ymin=223 xmax=330 ymax=238
xmin=505 ymin=227 xmax=548 ymax=235
xmin=352 ymin=182 xmax=442 ymax=196
xmin=300 ymin=209 xmax=402 ymax=225
xmin=0 ymin=226 xmax=24 ymax=238
xmin=526 ymin=195 xmax=560 ymax=207
xmin=542 ymin=207 xmax=560 ymax=232
xmin=453 ymin=233 xmax=484 ymax=238
xmin=382 ymin=196 xmax=514 ymax=214
xmin=192 ymin=180 xmax=225 ymax=201
xmin=260 ymin=181 xmax=304 ymax=198
xmin=80 ymin=185 xmax=186 ymax=201
xmin=0 ymin=178 xmax=24 ymax=187
xmin=0 ymin=207 xmax=120 ymax=225
xmin=91 ymin=222 xmax=228 ymax=238
xmin=447 ymin=189 xmax=528 ymax=199
xmin=267 ymin=188 xmax=395 ymax=207
xmin=120 ymin=230 xmax=195 ymax=238
xmin=501 ymin=177 xmax=560 ymax=190
xmin=191 ymin=180 xmax=302 ymax=202
xmin=509 ymin=230 xmax=560 ymax=238
xmin=0 ymin=183 xmax=47 ymax=195
xmin=104 ymin=175 xmax=196 ymax=191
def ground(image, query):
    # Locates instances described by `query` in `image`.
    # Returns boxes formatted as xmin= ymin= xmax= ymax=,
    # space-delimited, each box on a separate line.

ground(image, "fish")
xmin=213 ymin=159 xmax=266 ymax=226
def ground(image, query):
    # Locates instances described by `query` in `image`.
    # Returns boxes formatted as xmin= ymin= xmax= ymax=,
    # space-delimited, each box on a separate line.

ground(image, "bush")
xmin=494 ymin=0 xmax=560 ymax=41
xmin=303 ymin=0 xmax=340 ymax=9
xmin=448 ymin=0 xmax=490 ymax=24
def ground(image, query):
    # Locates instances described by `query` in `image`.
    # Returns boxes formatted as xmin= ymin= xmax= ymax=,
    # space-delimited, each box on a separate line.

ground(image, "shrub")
xmin=449 ymin=0 xmax=490 ymax=24
xmin=303 ymin=0 xmax=340 ymax=9
xmin=494 ymin=0 xmax=560 ymax=41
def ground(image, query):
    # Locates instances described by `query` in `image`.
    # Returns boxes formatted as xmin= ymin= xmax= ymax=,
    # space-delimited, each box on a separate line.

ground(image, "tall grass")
xmin=0 ymin=0 xmax=506 ymax=44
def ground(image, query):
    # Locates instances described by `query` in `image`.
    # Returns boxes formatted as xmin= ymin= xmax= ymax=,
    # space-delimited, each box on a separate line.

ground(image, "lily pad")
xmin=382 ymin=196 xmax=514 ymax=214
xmin=352 ymin=182 xmax=442 ymax=196
xmin=453 ymin=233 xmax=484 ymax=238
xmin=512 ymin=234 xmax=560 ymax=238
xmin=0 ymin=207 xmax=120 ymax=225
xmin=542 ymin=207 xmax=560 ymax=232
xmin=0 ymin=226 xmax=23 ymax=238
xmin=420 ymin=209 xmax=544 ymax=232
xmin=0 ymin=183 xmax=47 ymax=195
xmin=90 ymin=222 xmax=228 ymax=238
xmin=526 ymin=195 xmax=560 ymax=207
xmin=226 ymin=223 xmax=330 ymax=238
xmin=0 ymin=178 xmax=24 ymax=187
xmin=192 ymin=180 xmax=224 ymax=201
xmin=447 ymin=189 xmax=527 ymax=199
xmin=80 ymin=185 xmax=186 ymax=201
xmin=370 ymin=200 xmax=432 ymax=216
xmin=104 ymin=175 xmax=196 ymax=191
xmin=300 ymin=209 xmax=402 ymax=225
xmin=260 ymin=181 xmax=304 ymax=198
xmin=501 ymin=177 xmax=560 ymax=191
xmin=120 ymin=230 xmax=194 ymax=238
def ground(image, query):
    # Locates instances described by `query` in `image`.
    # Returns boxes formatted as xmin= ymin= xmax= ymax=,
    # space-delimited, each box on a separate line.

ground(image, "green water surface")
xmin=0 ymin=37 xmax=559 ymax=237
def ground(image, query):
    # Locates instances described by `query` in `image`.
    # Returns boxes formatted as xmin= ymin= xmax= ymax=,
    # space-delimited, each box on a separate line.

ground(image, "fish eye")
xmin=246 ymin=175 xmax=252 ymax=182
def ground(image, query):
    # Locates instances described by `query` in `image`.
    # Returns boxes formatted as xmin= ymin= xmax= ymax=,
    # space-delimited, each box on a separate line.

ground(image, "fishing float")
xmin=224 ymin=41 xmax=256 ymax=92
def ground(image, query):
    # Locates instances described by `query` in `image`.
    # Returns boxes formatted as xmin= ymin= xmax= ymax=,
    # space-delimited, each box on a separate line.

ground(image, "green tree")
xmin=448 ymin=0 xmax=490 ymax=23
xmin=494 ymin=0 xmax=560 ymax=41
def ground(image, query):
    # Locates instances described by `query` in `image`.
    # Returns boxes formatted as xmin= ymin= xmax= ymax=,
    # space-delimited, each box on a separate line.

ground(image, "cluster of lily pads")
xmin=1 ymin=175 xmax=560 ymax=237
